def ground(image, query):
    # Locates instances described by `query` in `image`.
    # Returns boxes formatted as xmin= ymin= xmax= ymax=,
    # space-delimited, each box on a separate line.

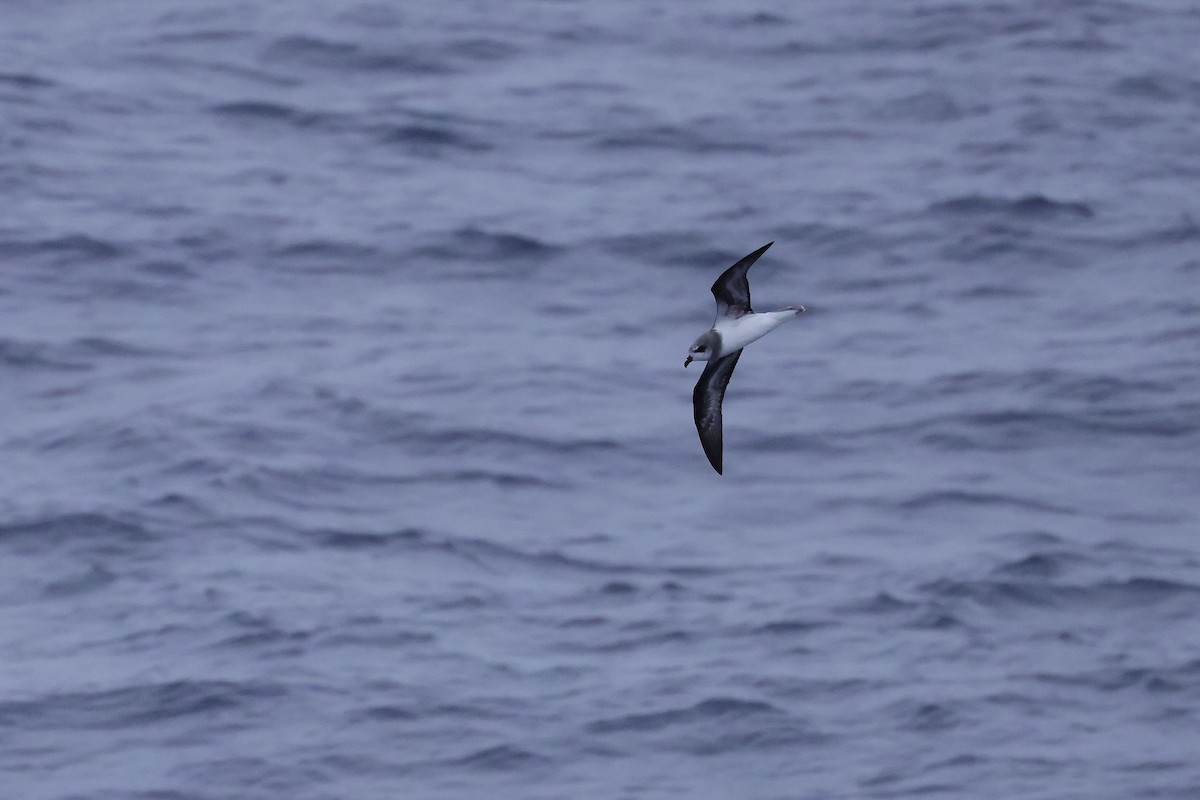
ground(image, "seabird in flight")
xmin=685 ymin=242 xmax=804 ymax=474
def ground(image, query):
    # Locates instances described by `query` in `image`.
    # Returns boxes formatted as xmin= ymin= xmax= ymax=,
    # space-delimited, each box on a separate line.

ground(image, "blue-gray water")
xmin=3 ymin=2 xmax=1200 ymax=798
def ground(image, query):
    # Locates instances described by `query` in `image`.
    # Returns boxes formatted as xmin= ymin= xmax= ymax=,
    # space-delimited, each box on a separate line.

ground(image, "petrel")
xmin=685 ymin=242 xmax=804 ymax=474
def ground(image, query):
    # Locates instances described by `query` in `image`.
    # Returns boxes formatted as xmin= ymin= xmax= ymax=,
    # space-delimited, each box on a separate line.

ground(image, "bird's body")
xmin=711 ymin=309 xmax=801 ymax=355
xmin=685 ymin=242 xmax=803 ymax=474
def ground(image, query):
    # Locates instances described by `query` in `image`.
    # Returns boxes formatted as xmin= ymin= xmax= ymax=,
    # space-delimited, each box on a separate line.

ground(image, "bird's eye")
xmin=696 ymin=346 xmax=706 ymax=352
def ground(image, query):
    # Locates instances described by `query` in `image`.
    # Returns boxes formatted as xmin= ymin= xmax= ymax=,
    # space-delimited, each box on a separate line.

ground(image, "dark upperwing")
xmin=710 ymin=241 xmax=773 ymax=318
xmin=692 ymin=349 xmax=742 ymax=474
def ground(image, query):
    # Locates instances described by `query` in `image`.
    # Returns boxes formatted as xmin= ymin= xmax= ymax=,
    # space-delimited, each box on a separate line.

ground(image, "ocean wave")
xmin=0 ymin=513 xmax=156 ymax=557
xmin=991 ymin=551 xmax=1086 ymax=579
xmin=587 ymin=697 xmax=782 ymax=734
xmin=449 ymin=744 xmax=551 ymax=772
xmin=1032 ymin=658 xmax=1200 ymax=694
xmin=921 ymin=576 xmax=1200 ymax=611
xmin=308 ymin=525 xmax=719 ymax=578
xmin=898 ymin=490 xmax=1076 ymax=515
xmin=42 ymin=564 xmax=117 ymax=598
xmin=261 ymin=35 xmax=452 ymax=75
xmin=593 ymin=124 xmax=773 ymax=154
xmin=374 ymin=122 xmax=492 ymax=155
xmin=413 ymin=227 xmax=561 ymax=264
xmin=209 ymin=100 xmax=334 ymax=128
xmin=0 ymin=72 xmax=55 ymax=90
xmin=930 ymin=194 xmax=1094 ymax=220
xmin=909 ymin=408 xmax=1198 ymax=451
xmin=0 ymin=234 xmax=125 ymax=262
xmin=0 ymin=338 xmax=88 ymax=371
xmin=0 ymin=680 xmax=285 ymax=730
xmin=586 ymin=697 xmax=820 ymax=754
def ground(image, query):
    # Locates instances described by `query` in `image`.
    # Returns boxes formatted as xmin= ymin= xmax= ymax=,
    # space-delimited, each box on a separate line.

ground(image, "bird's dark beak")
xmin=684 ymin=356 xmax=693 ymax=367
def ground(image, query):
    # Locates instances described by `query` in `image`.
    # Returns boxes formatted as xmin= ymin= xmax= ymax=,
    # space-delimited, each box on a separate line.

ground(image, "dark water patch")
xmin=915 ymin=408 xmax=1198 ymax=451
xmin=749 ymin=675 xmax=876 ymax=700
xmin=64 ymin=337 xmax=165 ymax=359
xmin=898 ymin=490 xmax=1076 ymax=515
xmin=878 ymin=90 xmax=981 ymax=123
xmin=0 ymin=681 xmax=285 ymax=730
xmin=820 ymin=273 xmax=932 ymax=294
xmin=0 ymin=234 xmax=125 ymax=262
xmin=0 ymin=513 xmax=157 ymax=556
xmin=565 ymin=630 xmax=692 ymax=653
xmin=356 ymin=705 xmax=419 ymax=722
xmin=311 ymin=526 xmax=719 ymax=579
xmin=992 ymin=551 xmax=1085 ymax=580
xmin=683 ymin=724 xmax=824 ymax=756
xmin=930 ymin=194 xmax=1094 ymax=220
xmin=261 ymin=35 xmax=451 ymax=74
xmin=587 ymin=697 xmax=780 ymax=734
xmin=413 ymin=227 xmax=561 ymax=265
xmin=450 ymin=744 xmax=551 ymax=772
xmin=25 ymin=421 xmax=197 ymax=474
xmin=0 ymin=338 xmax=88 ymax=371
xmin=138 ymin=260 xmax=197 ymax=278
xmin=912 ymin=367 xmax=1174 ymax=405
xmin=309 ymin=398 xmax=614 ymax=456
xmin=318 ymin=629 xmax=434 ymax=649
xmin=773 ymin=222 xmax=878 ymax=257
xmin=587 ymin=698 xmax=819 ymax=754
xmin=1124 ymin=216 xmax=1200 ymax=248
xmin=376 ymin=123 xmax=491 ymax=154
xmin=123 ymin=52 xmax=300 ymax=89
xmin=714 ymin=11 xmax=790 ymax=28
xmin=842 ymin=591 xmax=919 ymax=615
xmin=922 ymin=576 xmax=1200 ymax=611
xmin=268 ymin=239 xmax=383 ymax=273
xmin=593 ymin=124 xmax=772 ymax=155
xmin=751 ymin=618 xmax=829 ymax=635
xmin=153 ymin=29 xmax=248 ymax=44
xmin=663 ymin=245 xmax=748 ymax=270
xmin=216 ymin=612 xmax=312 ymax=651
xmin=956 ymin=283 xmax=1036 ymax=299
xmin=1016 ymin=34 xmax=1118 ymax=52
xmin=1033 ymin=659 xmax=1200 ymax=694
xmin=888 ymin=699 xmax=962 ymax=732
xmin=90 ymin=792 xmax=222 ymax=800
xmin=242 ymin=465 xmax=566 ymax=500
xmin=0 ymin=73 xmax=55 ymax=89
xmin=1046 ymin=371 xmax=1176 ymax=402
xmin=993 ymin=529 xmax=1065 ymax=548
xmin=43 ymin=564 xmax=117 ymax=598
xmin=209 ymin=101 xmax=337 ymax=129
xmin=314 ymin=527 xmax=427 ymax=550
xmin=906 ymin=609 xmax=964 ymax=629
xmin=1147 ymin=324 xmax=1200 ymax=345
xmin=766 ymin=4 xmax=1036 ymax=58
xmin=1105 ymin=509 xmax=1192 ymax=525
xmin=165 ymin=756 xmax=327 ymax=797
xmin=447 ymin=38 xmax=520 ymax=62
xmin=596 ymin=230 xmax=705 ymax=263
xmin=945 ymin=225 xmax=1080 ymax=266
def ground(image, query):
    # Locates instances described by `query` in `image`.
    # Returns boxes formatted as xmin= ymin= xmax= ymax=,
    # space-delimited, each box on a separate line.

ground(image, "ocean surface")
xmin=3 ymin=1 xmax=1200 ymax=798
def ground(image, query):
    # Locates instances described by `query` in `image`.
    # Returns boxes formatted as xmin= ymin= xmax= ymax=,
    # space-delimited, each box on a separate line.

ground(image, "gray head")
xmin=684 ymin=330 xmax=720 ymax=367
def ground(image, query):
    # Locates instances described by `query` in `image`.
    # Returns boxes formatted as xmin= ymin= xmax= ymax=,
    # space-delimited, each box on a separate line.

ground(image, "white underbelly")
xmin=715 ymin=310 xmax=797 ymax=353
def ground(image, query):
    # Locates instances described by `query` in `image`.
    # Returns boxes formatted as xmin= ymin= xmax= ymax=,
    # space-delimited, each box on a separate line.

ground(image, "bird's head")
xmin=684 ymin=331 xmax=720 ymax=367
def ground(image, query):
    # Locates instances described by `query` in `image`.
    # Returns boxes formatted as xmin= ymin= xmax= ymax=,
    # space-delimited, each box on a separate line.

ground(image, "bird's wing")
xmin=711 ymin=242 xmax=772 ymax=319
xmin=692 ymin=349 xmax=742 ymax=474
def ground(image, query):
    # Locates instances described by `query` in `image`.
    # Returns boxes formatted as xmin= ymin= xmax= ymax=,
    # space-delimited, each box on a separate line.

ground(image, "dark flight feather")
xmin=710 ymin=242 xmax=773 ymax=318
xmin=692 ymin=349 xmax=742 ymax=474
